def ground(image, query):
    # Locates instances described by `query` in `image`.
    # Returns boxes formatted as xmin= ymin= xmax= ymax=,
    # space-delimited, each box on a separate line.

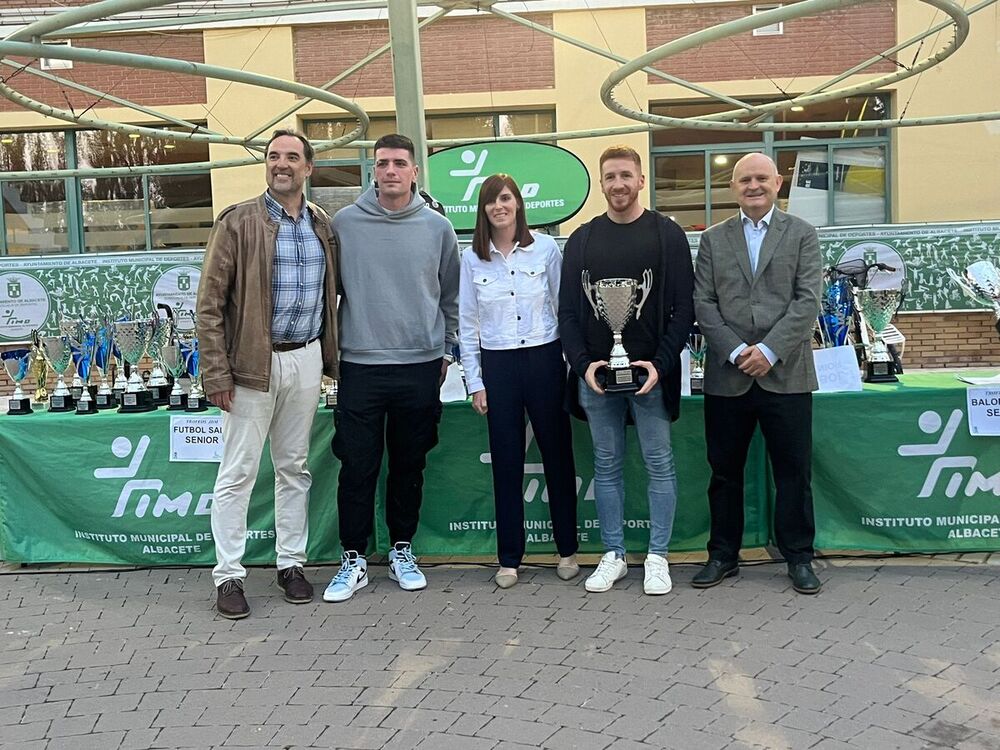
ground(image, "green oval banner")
xmin=427 ymin=141 xmax=590 ymax=231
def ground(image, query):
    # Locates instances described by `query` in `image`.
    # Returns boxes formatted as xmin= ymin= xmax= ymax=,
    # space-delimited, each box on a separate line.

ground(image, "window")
xmin=650 ymin=95 xmax=890 ymax=229
xmin=0 ymin=125 xmax=213 ymax=255
xmin=40 ymin=41 xmax=73 ymax=70
xmin=752 ymin=4 xmax=784 ymax=36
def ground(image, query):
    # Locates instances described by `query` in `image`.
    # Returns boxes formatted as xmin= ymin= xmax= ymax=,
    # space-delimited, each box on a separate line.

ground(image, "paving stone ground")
xmin=1 ymin=553 xmax=999 ymax=750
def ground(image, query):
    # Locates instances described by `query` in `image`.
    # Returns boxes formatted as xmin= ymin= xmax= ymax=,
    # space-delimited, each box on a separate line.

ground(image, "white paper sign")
xmin=813 ymin=346 xmax=863 ymax=393
xmin=966 ymin=387 xmax=1000 ymax=435
xmin=169 ymin=415 xmax=225 ymax=462
xmin=440 ymin=362 xmax=469 ymax=403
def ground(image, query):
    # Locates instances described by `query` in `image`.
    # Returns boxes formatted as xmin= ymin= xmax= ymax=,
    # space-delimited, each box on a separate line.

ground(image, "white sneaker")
xmin=323 ymin=551 xmax=368 ymax=602
xmin=388 ymin=542 xmax=427 ymax=591
xmin=585 ymin=551 xmax=627 ymax=593
xmin=643 ymin=553 xmax=672 ymax=595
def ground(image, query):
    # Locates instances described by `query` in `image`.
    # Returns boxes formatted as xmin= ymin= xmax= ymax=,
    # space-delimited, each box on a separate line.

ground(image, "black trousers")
xmin=481 ymin=340 xmax=578 ymax=568
xmin=332 ymin=359 xmax=441 ymax=554
xmin=703 ymin=382 xmax=815 ymax=565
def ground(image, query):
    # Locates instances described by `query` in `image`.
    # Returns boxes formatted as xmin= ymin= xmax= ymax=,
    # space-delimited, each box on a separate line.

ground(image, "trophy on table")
xmin=818 ymin=276 xmax=854 ymax=348
xmin=60 ymin=318 xmax=86 ymax=400
xmin=39 ymin=333 xmax=76 ymax=412
xmin=29 ymin=330 xmax=48 ymax=404
xmin=323 ymin=379 xmax=338 ymax=410
xmin=183 ymin=331 xmax=208 ymax=412
xmin=161 ymin=341 xmax=188 ymax=410
xmin=948 ymin=260 xmax=1000 ymax=338
xmin=2 ymin=348 xmax=33 ymax=415
xmin=93 ymin=320 xmax=117 ymax=409
xmin=854 ymin=284 xmax=906 ymax=383
xmin=686 ymin=326 xmax=707 ymax=394
xmin=582 ymin=269 xmax=654 ymax=393
xmin=146 ymin=314 xmax=171 ymax=406
xmin=73 ymin=323 xmax=98 ymax=415
xmin=115 ymin=318 xmax=156 ymax=413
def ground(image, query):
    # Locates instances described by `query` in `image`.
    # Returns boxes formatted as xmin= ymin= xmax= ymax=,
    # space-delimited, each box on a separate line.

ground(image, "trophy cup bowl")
xmin=161 ymin=343 xmax=188 ymax=411
xmin=146 ymin=318 xmax=171 ymax=406
xmin=184 ymin=338 xmax=208 ymax=412
xmin=39 ymin=335 xmax=76 ymax=411
xmin=115 ymin=319 xmax=156 ymax=413
xmin=94 ymin=322 xmax=116 ymax=409
xmin=74 ymin=325 xmax=98 ymax=415
xmin=582 ymin=269 xmax=653 ymax=393
xmin=686 ymin=329 xmax=707 ymax=394
xmin=3 ymin=348 xmax=33 ymax=415
xmin=60 ymin=319 xmax=87 ymax=400
xmin=819 ymin=277 xmax=853 ymax=349
xmin=854 ymin=287 xmax=903 ymax=383
xmin=948 ymin=261 xmax=1000 ymax=338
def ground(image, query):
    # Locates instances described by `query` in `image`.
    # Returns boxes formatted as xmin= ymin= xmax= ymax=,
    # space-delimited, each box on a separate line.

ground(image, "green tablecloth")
xmin=1 ymin=372 xmax=997 ymax=565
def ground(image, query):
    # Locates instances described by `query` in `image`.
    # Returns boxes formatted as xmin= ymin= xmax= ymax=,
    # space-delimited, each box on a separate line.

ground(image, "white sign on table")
xmin=169 ymin=415 xmax=225 ymax=462
xmin=813 ymin=346 xmax=863 ymax=393
xmin=966 ymin=387 xmax=1000 ymax=436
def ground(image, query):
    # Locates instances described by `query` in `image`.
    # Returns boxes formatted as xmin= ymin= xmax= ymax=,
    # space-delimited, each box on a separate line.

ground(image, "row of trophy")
xmin=4 ymin=307 xmax=208 ymax=416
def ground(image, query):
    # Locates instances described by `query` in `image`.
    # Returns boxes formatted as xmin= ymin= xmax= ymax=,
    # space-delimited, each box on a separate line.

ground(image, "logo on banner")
xmin=898 ymin=409 xmax=1000 ymax=498
xmin=0 ymin=271 xmax=50 ymax=340
xmin=7 ymin=278 xmax=21 ymax=298
xmin=94 ymin=434 xmax=213 ymax=518
xmin=177 ymin=272 xmax=191 ymax=292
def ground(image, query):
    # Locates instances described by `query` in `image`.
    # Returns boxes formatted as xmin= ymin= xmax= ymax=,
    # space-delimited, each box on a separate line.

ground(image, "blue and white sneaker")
xmin=323 ymin=551 xmax=368 ymax=602
xmin=388 ymin=542 xmax=426 ymax=591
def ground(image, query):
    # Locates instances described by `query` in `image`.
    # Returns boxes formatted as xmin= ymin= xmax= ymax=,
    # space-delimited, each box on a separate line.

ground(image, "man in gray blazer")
xmin=692 ymin=152 xmax=823 ymax=594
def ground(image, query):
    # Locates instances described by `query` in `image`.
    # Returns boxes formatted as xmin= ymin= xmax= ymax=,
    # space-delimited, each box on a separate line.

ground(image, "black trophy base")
xmin=690 ymin=376 xmax=704 ymax=395
xmin=601 ymin=365 xmax=642 ymax=394
xmin=95 ymin=392 xmax=116 ymax=410
xmin=324 ymin=394 xmax=337 ymax=410
xmin=864 ymin=359 xmax=899 ymax=384
xmin=7 ymin=396 xmax=32 ymax=415
xmin=167 ymin=392 xmax=188 ymax=410
xmin=48 ymin=394 xmax=76 ymax=412
xmin=149 ymin=383 xmax=170 ymax=406
xmin=185 ymin=394 xmax=209 ymax=412
xmin=76 ymin=398 xmax=98 ymax=415
xmin=118 ymin=390 xmax=157 ymax=413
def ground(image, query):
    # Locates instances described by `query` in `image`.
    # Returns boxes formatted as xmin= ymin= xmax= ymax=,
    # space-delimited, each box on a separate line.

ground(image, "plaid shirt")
xmin=265 ymin=191 xmax=326 ymax=343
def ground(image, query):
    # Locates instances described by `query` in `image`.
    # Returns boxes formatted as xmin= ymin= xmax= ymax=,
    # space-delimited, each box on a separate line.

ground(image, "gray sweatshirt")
xmin=333 ymin=186 xmax=460 ymax=365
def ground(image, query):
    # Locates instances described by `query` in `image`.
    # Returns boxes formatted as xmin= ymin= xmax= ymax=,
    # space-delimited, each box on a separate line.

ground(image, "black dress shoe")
xmin=216 ymin=579 xmax=250 ymax=619
xmin=277 ymin=566 xmax=314 ymax=603
xmin=691 ymin=559 xmax=739 ymax=588
xmin=787 ymin=562 xmax=821 ymax=594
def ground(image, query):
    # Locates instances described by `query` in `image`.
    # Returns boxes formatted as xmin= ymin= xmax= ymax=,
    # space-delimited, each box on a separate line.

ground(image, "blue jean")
xmin=578 ymin=380 xmax=678 ymax=556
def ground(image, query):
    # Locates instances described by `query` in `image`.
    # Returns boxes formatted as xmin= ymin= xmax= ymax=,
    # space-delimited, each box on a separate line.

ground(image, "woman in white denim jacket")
xmin=458 ymin=174 xmax=580 ymax=589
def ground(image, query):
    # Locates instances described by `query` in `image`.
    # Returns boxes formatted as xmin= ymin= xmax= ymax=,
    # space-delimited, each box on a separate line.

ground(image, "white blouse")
xmin=458 ymin=232 xmax=562 ymax=394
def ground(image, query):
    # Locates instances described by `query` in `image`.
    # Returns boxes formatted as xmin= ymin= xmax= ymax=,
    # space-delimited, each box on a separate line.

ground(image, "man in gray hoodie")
xmin=324 ymin=133 xmax=461 ymax=603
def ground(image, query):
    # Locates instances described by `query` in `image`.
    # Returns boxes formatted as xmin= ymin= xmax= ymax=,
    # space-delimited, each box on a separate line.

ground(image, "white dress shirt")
xmin=729 ymin=206 xmax=778 ymax=366
xmin=458 ymin=232 xmax=562 ymax=394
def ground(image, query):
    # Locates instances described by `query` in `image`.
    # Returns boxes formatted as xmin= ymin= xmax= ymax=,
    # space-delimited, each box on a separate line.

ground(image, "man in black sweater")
xmin=559 ymin=145 xmax=694 ymax=596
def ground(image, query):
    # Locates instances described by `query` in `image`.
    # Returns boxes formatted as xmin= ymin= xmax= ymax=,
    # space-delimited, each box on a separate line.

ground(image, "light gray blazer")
xmin=693 ymin=208 xmax=822 ymax=396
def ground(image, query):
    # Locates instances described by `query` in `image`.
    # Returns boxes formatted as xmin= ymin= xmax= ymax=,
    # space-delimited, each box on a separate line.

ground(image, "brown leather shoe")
xmin=216 ymin=578 xmax=250 ymax=619
xmin=277 ymin=566 xmax=314 ymax=603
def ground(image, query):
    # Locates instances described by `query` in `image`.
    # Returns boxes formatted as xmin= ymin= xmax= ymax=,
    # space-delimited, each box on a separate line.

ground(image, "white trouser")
xmin=211 ymin=340 xmax=323 ymax=586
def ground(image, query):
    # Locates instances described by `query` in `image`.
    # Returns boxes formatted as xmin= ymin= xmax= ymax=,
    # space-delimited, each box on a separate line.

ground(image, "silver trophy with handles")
xmin=582 ymin=269 xmax=654 ymax=393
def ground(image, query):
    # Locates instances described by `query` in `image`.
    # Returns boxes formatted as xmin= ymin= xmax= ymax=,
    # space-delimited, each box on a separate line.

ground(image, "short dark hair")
xmin=599 ymin=145 xmax=642 ymax=172
xmin=266 ymin=129 xmax=314 ymax=162
xmin=472 ymin=174 xmax=534 ymax=262
xmin=373 ymin=133 xmax=416 ymax=160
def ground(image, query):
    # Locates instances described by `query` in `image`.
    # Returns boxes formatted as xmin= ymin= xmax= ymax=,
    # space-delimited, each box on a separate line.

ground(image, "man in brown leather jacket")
xmin=196 ymin=129 xmax=339 ymax=619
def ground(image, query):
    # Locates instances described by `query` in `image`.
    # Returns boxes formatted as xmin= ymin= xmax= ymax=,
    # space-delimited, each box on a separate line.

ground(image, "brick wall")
xmin=294 ymin=13 xmax=554 ymax=99
xmin=895 ymin=312 xmax=1000 ymax=369
xmin=0 ymin=32 xmax=207 ymax=113
xmin=646 ymin=2 xmax=896 ymax=83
